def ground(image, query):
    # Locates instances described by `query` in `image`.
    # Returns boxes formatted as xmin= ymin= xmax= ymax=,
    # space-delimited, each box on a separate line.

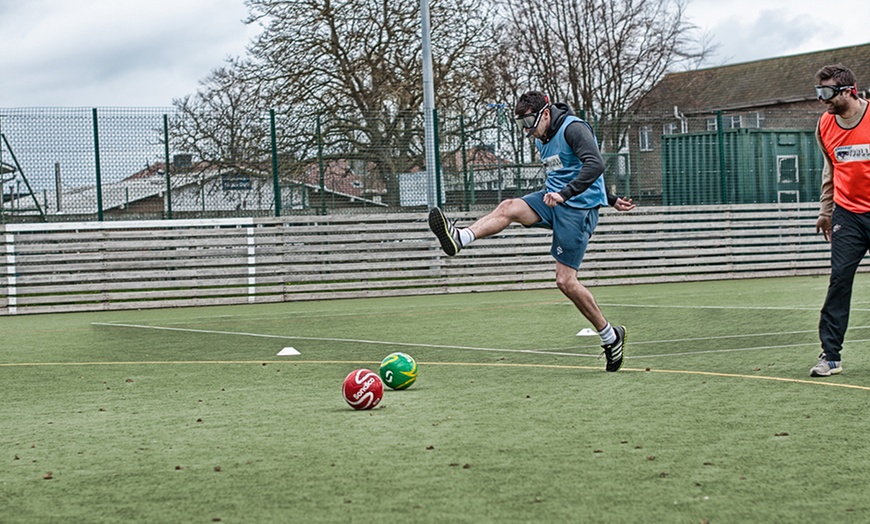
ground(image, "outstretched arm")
xmin=607 ymin=193 xmax=636 ymax=212
xmin=612 ymin=196 xmax=636 ymax=212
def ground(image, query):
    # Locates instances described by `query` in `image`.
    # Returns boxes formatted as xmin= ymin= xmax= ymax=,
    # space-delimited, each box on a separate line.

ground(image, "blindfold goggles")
xmin=815 ymin=84 xmax=855 ymax=101
xmin=515 ymin=102 xmax=550 ymax=137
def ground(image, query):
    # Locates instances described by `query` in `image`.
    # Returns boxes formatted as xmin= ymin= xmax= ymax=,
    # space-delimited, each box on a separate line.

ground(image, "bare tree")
xmin=173 ymin=62 xmax=272 ymax=171
xmin=232 ymin=0 xmax=498 ymax=205
xmin=169 ymin=62 xmax=281 ymax=210
xmin=498 ymin=0 xmax=714 ymax=152
xmin=173 ymin=0 xmax=711 ymax=208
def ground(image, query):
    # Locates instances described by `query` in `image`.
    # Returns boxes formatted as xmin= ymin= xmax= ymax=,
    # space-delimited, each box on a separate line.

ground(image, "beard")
xmin=825 ymin=96 xmax=852 ymax=115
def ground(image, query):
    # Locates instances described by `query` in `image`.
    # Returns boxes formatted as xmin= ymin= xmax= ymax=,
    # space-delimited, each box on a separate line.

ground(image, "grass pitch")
xmin=2 ymin=274 xmax=870 ymax=522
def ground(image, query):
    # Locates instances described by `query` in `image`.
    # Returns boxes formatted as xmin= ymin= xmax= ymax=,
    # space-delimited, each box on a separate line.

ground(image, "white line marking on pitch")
xmin=578 ymin=326 xmax=870 ymax=346
xmin=92 ymin=321 xmax=870 ymax=361
xmin=598 ymin=302 xmax=870 ymax=312
xmin=91 ymin=322 xmax=599 ymax=358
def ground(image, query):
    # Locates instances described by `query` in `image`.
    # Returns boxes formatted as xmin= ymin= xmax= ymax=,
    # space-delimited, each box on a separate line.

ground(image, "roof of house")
xmin=298 ymin=159 xmax=387 ymax=196
xmin=17 ymin=160 xmax=389 ymax=215
xmin=634 ymin=43 xmax=870 ymax=114
xmin=23 ymin=169 xmax=217 ymax=215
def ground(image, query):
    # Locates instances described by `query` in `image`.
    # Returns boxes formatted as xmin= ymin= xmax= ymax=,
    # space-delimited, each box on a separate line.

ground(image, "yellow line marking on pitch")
xmin=1 ymin=360 xmax=868 ymax=391
xmin=637 ymin=367 xmax=870 ymax=391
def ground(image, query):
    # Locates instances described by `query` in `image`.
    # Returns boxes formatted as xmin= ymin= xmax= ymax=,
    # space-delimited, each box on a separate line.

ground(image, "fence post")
xmin=459 ymin=115 xmax=469 ymax=211
xmin=91 ymin=108 xmax=104 ymax=221
xmin=270 ymin=109 xmax=281 ymax=217
xmin=469 ymin=165 xmax=476 ymax=207
xmin=163 ymin=114 xmax=172 ymax=219
xmin=317 ymin=116 xmax=326 ymax=215
xmin=716 ymin=111 xmax=727 ymax=204
xmin=433 ymin=109 xmax=442 ymax=208
xmin=486 ymin=104 xmax=506 ymax=200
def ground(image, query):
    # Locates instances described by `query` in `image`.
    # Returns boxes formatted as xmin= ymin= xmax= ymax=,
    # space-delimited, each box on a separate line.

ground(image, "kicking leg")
xmin=468 ymin=198 xmax=540 ymax=239
xmin=429 ymin=198 xmax=539 ymax=256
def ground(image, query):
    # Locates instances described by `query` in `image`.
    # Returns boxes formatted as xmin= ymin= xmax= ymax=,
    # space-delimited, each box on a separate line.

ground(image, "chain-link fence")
xmin=0 ymin=105 xmax=826 ymax=222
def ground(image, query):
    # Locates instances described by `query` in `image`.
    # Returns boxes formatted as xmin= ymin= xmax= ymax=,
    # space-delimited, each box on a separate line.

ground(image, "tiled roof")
xmin=635 ymin=43 xmax=870 ymax=114
xmin=297 ymin=159 xmax=387 ymax=196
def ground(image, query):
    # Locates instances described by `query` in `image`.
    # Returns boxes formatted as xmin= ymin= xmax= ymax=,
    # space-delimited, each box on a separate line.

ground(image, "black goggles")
xmin=514 ymin=103 xmax=550 ymax=137
xmin=815 ymin=84 xmax=854 ymax=101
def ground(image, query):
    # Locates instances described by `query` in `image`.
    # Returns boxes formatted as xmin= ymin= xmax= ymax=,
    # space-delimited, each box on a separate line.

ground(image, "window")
xmin=662 ymin=123 xmax=678 ymax=135
xmin=754 ymin=111 xmax=766 ymax=128
xmin=778 ymin=156 xmax=799 ymax=184
xmin=639 ymin=126 xmax=653 ymax=151
xmin=778 ymin=190 xmax=799 ymax=203
xmin=705 ymin=112 xmax=765 ymax=131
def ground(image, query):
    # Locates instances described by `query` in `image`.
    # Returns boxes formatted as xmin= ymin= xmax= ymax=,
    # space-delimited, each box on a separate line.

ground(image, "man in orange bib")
xmin=811 ymin=64 xmax=870 ymax=377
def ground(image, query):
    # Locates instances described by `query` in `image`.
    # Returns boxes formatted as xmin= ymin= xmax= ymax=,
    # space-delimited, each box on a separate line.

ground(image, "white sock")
xmin=598 ymin=322 xmax=616 ymax=346
xmin=459 ymin=228 xmax=475 ymax=247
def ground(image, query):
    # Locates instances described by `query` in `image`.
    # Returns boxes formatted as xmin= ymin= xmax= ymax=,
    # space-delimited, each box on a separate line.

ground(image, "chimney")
xmin=173 ymin=154 xmax=193 ymax=172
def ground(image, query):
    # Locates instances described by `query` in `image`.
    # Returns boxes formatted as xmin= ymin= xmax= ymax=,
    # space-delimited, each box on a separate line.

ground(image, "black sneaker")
xmin=601 ymin=325 xmax=626 ymax=372
xmin=428 ymin=207 xmax=462 ymax=256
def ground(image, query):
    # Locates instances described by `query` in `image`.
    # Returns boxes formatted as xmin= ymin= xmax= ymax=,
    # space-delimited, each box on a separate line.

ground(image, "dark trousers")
xmin=819 ymin=206 xmax=870 ymax=361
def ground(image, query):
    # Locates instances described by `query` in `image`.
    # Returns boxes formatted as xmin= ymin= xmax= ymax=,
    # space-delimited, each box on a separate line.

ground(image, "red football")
xmin=342 ymin=369 xmax=384 ymax=410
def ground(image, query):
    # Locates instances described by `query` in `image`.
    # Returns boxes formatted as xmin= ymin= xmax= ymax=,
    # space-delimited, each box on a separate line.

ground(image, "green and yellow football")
xmin=379 ymin=352 xmax=418 ymax=390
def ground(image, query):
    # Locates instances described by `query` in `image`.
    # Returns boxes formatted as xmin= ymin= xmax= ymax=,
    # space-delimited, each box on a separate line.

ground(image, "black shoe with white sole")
xmin=601 ymin=325 xmax=626 ymax=372
xmin=428 ymin=207 xmax=462 ymax=256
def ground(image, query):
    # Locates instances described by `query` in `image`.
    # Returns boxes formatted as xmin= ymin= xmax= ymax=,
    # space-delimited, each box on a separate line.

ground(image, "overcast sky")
xmin=1 ymin=0 xmax=868 ymax=108
xmin=0 ymin=0 xmax=257 ymax=108
xmin=685 ymin=0 xmax=869 ymax=68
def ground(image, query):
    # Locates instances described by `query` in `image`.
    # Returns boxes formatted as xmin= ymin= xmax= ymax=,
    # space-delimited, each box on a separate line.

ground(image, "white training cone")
xmin=576 ymin=328 xmax=597 ymax=337
xmin=277 ymin=347 xmax=300 ymax=356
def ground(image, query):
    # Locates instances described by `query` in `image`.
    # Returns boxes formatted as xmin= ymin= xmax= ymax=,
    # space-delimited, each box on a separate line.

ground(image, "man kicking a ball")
xmin=429 ymin=90 xmax=635 ymax=372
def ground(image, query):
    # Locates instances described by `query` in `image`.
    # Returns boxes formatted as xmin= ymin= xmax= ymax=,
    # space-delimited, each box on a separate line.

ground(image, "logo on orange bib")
xmin=834 ymin=144 xmax=870 ymax=162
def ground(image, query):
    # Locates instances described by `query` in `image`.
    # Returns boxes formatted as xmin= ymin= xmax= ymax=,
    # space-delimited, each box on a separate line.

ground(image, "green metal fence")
xmin=0 ymin=107 xmax=827 ymax=222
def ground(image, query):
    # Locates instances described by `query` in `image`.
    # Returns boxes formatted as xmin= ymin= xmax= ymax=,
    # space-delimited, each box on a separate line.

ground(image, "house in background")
xmin=628 ymin=43 xmax=870 ymax=205
xmin=441 ymin=146 xmax=544 ymax=207
xmin=13 ymin=156 xmax=388 ymax=219
xmin=294 ymin=158 xmax=388 ymax=210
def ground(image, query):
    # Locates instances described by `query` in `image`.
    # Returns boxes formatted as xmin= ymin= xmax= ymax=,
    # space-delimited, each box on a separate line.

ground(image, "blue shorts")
xmin=521 ymin=191 xmax=599 ymax=270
